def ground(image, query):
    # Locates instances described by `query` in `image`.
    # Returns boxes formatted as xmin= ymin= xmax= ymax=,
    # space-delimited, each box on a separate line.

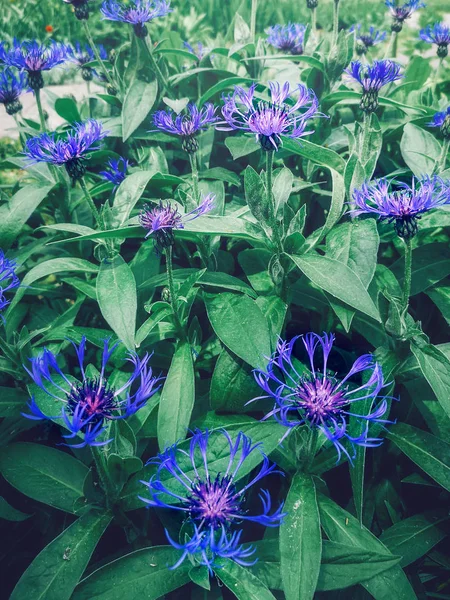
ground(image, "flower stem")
xmin=189 ymin=153 xmax=200 ymax=204
xmin=311 ymin=7 xmax=317 ymax=36
xmin=79 ymin=176 xmax=102 ymax=228
xmin=82 ymin=20 xmax=115 ymax=89
xmin=164 ymin=246 xmax=184 ymax=336
xmin=402 ymin=237 xmax=413 ymax=316
xmin=250 ymin=0 xmax=258 ymax=43
xmin=437 ymin=138 xmax=449 ymax=173
xmin=144 ymin=36 xmax=171 ymax=98
xmin=332 ymin=0 xmax=340 ymax=46
xmin=265 ymin=151 xmax=283 ymax=259
xmin=360 ymin=112 xmax=371 ymax=165
xmin=91 ymin=446 xmax=116 ymax=508
xmin=34 ymin=89 xmax=46 ymax=131
xmin=384 ymin=31 xmax=397 ymax=58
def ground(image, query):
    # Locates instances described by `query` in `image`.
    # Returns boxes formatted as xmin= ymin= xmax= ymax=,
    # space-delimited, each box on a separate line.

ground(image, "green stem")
xmin=250 ymin=0 xmax=258 ymax=43
xmin=360 ymin=112 xmax=371 ymax=165
xmin=332 ymin=0 xmax=340 ymax=46
xmin=437 ymin=138 xmax=449 ymax=173
xmin=91 ymin=446 xmax=116 ymax=508
xmin=82 ymin=20 xmax=115 ymax=89
xmin=34 ymin=88 xmax=46 ymax=131
xmin=164 ymin=246 xmax=184 ymax=337
xmin=265 ymin=151 xmax=283 ymax=258
xmin=189 ymin=153 xmax=200 ymax=204
xmin=311 ymin=7 xmax=317 ymax=36
xmin=13 ymin=113 xmax=27 ymax=148
xmin=0 ymin=337 xmax=19 ymax=366
xmin=402 ymin=237 xmax=413 ymax=316
xmin=79 ymin=176 xmax=102 ymax=228
xmin=384 ymin=31 xmax=397 ymax=58
xmin=144 ymin=36 xmax=171 ymax=98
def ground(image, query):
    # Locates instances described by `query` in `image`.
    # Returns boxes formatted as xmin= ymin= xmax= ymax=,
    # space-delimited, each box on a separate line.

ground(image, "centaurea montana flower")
xmin=351 ymin=176 xmax=450 ymax=238
xmin=1 ymin=39 xmax=69 ymax=90
xmin=24 ymin=119 xmax=107 ymax=183
xmin=101 ymin=0 xmax=172 ymax=38
xmin=429 ymin=106 xmax=450 ymax=139
xmin=350 ymin=24 xmax=387 ymax=55
xmin=221 ymin=81 xmax=320 ymax=152
xmin=250 ymin=333 xmax=392 ymax=463
xmin=420 ymin=23 xmax=450 ymax=58
xmin=139 ymin=428 xmax=285 ymax=571
xmin=153 ymin=103 xmax=218 ymax=153
xmin=69 ymin=41 xmax=108 ymax=81
xmin=23 ymin=337 xmax=163 ymax=448
xmin=63 ymin=0 xmax=91 ymax=20
xmin=0 ymin=250 xmax=20 ymax=318
xmin=100 ymin=157 xmax=129 ymax=189
xmin=265 ymin=23 xmax=307 ymax=56
xmin=139 ymin=194 xmax=215 ymax=252
xmin=385 ymin=0 xmax=425 ymax=32
xmin=345 ymin=60 xmax=403 ymax=113
xmin=0 ymin=68 xmax=29 ymax=116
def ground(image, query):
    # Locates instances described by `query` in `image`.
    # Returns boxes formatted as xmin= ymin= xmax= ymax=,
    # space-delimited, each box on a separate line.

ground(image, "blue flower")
xmin=1 ymin=39 xmax=70 ymax=90
xmin=351 ymin=176 xmax=450 ymax=238
xmin=350 ymin=25 xmax=387 ymax=54
xmin=139 ymin=428 xmax=285 ymax=571
xmin=0 ymin=250 xmax=20 ymax=318
xmin=221 ymin=81 xmax=321 ymax=151
xmin=251 ymin=333 xmax=392 ymax=463
xmin=139 ymin=194 xmax=215 ymax=251
xmin=100 ymin=157 xmax=129 ymax=189
xmin=420 ymin=23 xmax=450 ymax=58
xmin=266 ymin=23 xmax=307 ymax=55
xmin=63 ymin=0 xmax=91 ymax=20
xmin=386 ymin=0 xmax=425 ymax=31
xmin=24 ymin=119 xmax=108 ymax=182
xmin=101 ymin=0 xmax=172 ymax=37
xmin=23 ymin=337 xmax=163 ymax=448
xmin=0 ymin=68 xmax=29 ymax=115
xmin=345 ymin=60 xmax=403 ymax=112
xmin=153 ymin=103 xmax=218 ymax=153
xmin=429 ymin=106 xmax=450 ymax=138
xmin=69 ymin=41 xmax=108 ymax=80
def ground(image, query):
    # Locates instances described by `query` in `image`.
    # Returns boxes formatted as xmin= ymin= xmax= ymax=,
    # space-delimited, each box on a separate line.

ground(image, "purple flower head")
xmin=345 ymin=60 xmax=403 ymax=112
xmin=0 ymin=68 xmax=29 ymax=116
xmin=221 ymin=81 xmax=321 ymax=152
xmin=63 ymin=0 xmax=91 ymax=20
xmin=350 ymin=24 xmax=387 ymax=54
xmin=153 ymin=103 xmax=218 ymax=153
xmin=266 ymin=23 xmax=307 ymax=55
xmin=23 ymin=336 xmax=163 ymax=448
xmin=139 ymin=428 xmax=285 ymax=571
xmin=101 ymin=0 xmax=172 ymax=37
xmin=24 ymin=119 xmax=108 ymax=183
xmin=0 ymin=250 xmax=20 ymax=319
xmin=2 ymin=39 xmax=70 ymax=90
xmin=420 ymin=23 xmax=450 ymax=58
xmin=68 ymin=41 xmax=108 ymax=81
xmin=351 ymin=176 xmax=450 ymax=238
xmin=386 ymin=0 xmax=425 ymax=31
xmin=139 ymin=194 xmax=215 ymax=251
xmin=183 ymin=41 xmax=207 ymax=62
xmin=100 ymin=157 xmax=129 ymax=189
xmin=250 ymin=333 xmax=393 ymax=464
xmin=429 ymin=106 xmax=450 ymax=139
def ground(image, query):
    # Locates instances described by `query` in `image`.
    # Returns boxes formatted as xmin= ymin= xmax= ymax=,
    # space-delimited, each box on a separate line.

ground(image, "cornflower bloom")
xmin=420 ymin=23 xmax=450 ymax=58
xmin=139 ymin=428 xmax=285 ymax=571
xmin=1 ymin=39 xmax=69 ymax=90
xmin=350 ymin=24 xmax=387 ymax=55
xmin=345 ymin=60 xmax=403 ymax=113
xmin=351 ymin=176 xmax=450 ymax=238
xmin=24 ymin=119 xmax=107 ymax=183
xmin=101 ymin=0 xmax=172 ymax=38
xmin=100 ymin=157 xmax=129 ymax=189
xmin=251 ymin=333 xmax=392 ymax=463
xmin=63 ymin=0 xmax=91 ymax=20
xmin=429 ymin=106 xmax=450 ymax=139
xmin=0 ymin=68 xmax=29 ymax=116
xmin=266 ymin=23 xmax=307 ymax=55
xmin=153 ymin=103 xmax=218 ymax=153
xmin=0 ymin=250 xmax=20 ymax=318
xmin=23 ymin=337 xmax=162 ymax=447
xmin=139 ymin=194 xmax=215 ymax=252
xmin=69 ymin=41 xmax=108 ymax=81
xmin=386 ymin=0 xmax=425 ymax=32
xmin=221 ymin=81 xmax=320 ymax=152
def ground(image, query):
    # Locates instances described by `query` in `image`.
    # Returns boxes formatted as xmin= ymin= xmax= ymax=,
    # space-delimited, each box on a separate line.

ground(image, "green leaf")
xmin=122 ymin=79 xmax=158 ymax=141
xmin=280 ymin=473 xmax=321 ymax=600
xmin=273 ymin=167 xmax=293 ymax=214
xmin=400 ymin=123 xmax=441 ymax=177
xmin=0 ymin=497 xmax=30 ymax=522
xmin=244 ymin=165 xmax=269 ymax=223
xmin=323 ymin=90 xmax=426 ymax=115
xmin=54 ymin=97 xmax=81 ymax=123
xmin=245 ymin=54 xmax=324 ymax=70
xmin=391 ymin=243 xmax=450 ymax=296
xmin=427 ymin=286 xmax=450 ymax=325
xmin=238 ymin=249 xmax=273 ymax=294
xmin=72 ymin=546 xmax=190 ymax=600
xmin=0 ymin=443 xmax=88 ymax=513
xmin=225 ymin=136 xmax=259 ymax=160
xmin=0 ymin=184 xmax=54 ymax=250
xmin=96 ymin=255 xmax=137 ymax=351
xmin=157 ymin=341 xmax=195 ymax=450
xmin=112 ymin=171 xmax=154 ymax=226
xmin=379 ymin=512 xmax=449 ymax=567
xmin=11 ymin=511 xmax=112 ymax=600
xmin=289 ymin=253 xmax=381 ymax=322
xmin=199 ymin=76 xmax=252 ymax=105
xmin=204 ymin=292 xmax=272 ymax=368
xmin=215 ymin=559 xmax=277 ymax=600
xmin=411 ymin=337 xmax=450 ymax=418
xmin=387 ymin=423 xmax=450 ymax=492
xmin=283 ymin=138 xmax=346 ymax=174
xmin=0 ymin=386 xmax=28 ymax=417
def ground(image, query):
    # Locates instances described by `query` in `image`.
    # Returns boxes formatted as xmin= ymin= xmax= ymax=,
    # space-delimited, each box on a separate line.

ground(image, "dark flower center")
xmin=67 ymin=377 xmax=116 ymax=427
xmin=437 ymin=43 xmax=448 ymax=59
xmin=360 ymin=90 xmax=379 ymax=113
xmin=295 ymin=377 xmax=346 ymax=426
xmin=65 ymin=158 xmax=87 ymax=183
xmin=27 ymin=71 xmax=44 ymax=91
xmin=188 ymin=474 xmax=241 ymax=528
